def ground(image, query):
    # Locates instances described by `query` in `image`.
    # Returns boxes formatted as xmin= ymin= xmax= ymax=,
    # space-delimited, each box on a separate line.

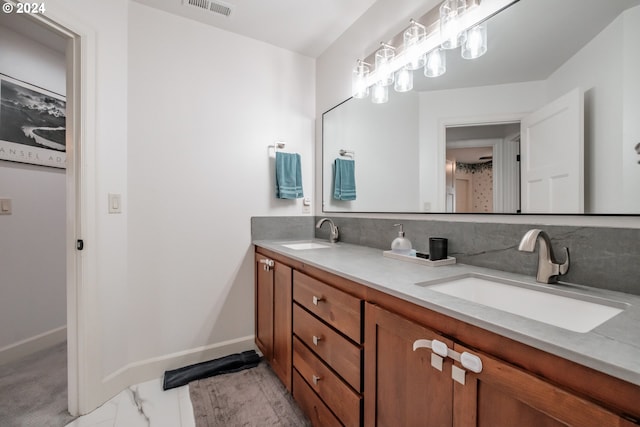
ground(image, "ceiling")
xmin=5 ymin=0 xmax=640 ymax=82
xmin=132 ymin=0 xmax=379 ymax=58
xmin=1 ymin=0 xmax=379 ymax=58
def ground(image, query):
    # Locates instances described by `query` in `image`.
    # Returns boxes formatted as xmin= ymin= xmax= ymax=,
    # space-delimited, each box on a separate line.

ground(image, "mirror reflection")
xmin=322 ymin=0 xmax=640 ymax=214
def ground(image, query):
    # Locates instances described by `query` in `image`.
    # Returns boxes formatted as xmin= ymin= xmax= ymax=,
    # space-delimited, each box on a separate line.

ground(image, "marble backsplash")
xmin=251 ymin=216 xmax=640 ymax=296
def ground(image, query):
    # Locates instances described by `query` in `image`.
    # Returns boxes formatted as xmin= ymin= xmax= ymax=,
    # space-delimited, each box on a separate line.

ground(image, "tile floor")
xmin=64 ymin=378 xmax=195 ymax=427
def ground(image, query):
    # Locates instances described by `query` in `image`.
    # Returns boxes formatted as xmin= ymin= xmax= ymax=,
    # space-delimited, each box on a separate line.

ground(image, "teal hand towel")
xmin=333 ymin=158 xmax=356 ymax=201
xmin=275 ymin=152 xmax=304 ymax=199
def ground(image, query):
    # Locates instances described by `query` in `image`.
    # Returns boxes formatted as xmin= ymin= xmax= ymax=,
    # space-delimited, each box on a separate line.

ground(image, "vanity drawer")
xmin=293 ymin=270 xmax=362 ymax=343
xmin=293 ymin=370 xmax=342 ymax=427
xmin=293 ymin=337 xmax=361 ymax=427
xmin=293 ymin=303 xmax=362 ymax=391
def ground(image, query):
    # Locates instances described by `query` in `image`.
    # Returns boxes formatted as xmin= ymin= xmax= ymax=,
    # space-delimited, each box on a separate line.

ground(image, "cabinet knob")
xmin=312 ymin=295 xmax=324 ymax=305
xmin=312 ymin=335 xmax=322 ymax=346
xmin=312 ymin=375 xmax=321 ymax=385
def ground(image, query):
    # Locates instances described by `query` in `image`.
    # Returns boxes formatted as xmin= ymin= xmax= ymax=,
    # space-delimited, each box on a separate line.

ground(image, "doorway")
xmin=445 ymin=122 xmax=521 ymax=213
xmin=0 ymin=7 xmax=87 ymax=416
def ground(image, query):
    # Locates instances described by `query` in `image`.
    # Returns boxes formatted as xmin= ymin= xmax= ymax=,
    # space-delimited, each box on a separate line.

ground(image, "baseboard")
xmin=100 ymin=335 xmax=257 ymax=406
xmin=0 ymin=326 xmax=67 ymax=366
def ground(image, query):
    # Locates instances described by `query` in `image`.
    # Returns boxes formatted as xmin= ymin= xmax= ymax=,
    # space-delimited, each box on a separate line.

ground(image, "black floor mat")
xmin=162 ymin=350 xmax=261 ymax=390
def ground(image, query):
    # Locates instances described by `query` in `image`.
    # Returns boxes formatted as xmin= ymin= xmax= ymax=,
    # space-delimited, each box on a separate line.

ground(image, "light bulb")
xmin=461 ymin=24 xmax=487 ymax=59
xmin=440 ymin=0 xmax=467 ymax=49
xmin=375 ymin=44 xmax=395 ymax=86
xmin=425 ymin=48 xmax=446 ymax=77
xmin=394 ymin=68 xmax=413 ymax=92
xmin=404 ymin=21 xmax=427 ymax=71
xmin=352 ymin=61 xmax=370 ymax=98
xmin=372 ymin=81 xmax=389 ymax=104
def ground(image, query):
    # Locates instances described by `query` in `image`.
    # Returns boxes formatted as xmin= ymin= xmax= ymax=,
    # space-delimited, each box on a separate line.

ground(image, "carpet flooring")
xmin=0 ymin=342 xmax=76 ymax=427
xmin=189 ymin=361 xmax=312 ymax=427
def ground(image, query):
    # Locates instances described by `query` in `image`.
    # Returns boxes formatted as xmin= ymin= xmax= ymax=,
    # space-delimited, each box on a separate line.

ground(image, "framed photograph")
xmin=0 ymin=74 xmax=66 ymax=169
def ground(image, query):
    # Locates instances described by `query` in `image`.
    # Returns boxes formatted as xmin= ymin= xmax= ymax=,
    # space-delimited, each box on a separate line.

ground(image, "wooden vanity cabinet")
xmin=364 ymin=303 xmax=454 ymax=427
xmin=292 ymin=270 xmax=364 ymax=427
xmin=254 ymin=252 xmax=292 ymax=391
xmin=365 ymin=303 xmax=638 ymax=427
xmin=255 ymin=247 xmax=640 ymax=427
xmin=453 ymin=341 xmax=637 ymax=427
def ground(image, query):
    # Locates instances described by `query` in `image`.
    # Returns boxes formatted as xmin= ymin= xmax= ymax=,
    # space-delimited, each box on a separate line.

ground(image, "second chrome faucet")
xmin=316 ymin=218 xmax=339 ymax=243
xmin=518 ymin=229 xmax=569 ymax=284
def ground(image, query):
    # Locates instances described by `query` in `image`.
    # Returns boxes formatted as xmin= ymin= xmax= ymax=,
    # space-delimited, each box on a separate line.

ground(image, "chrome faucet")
xmin=518 ymin=229 xmax=569 ymax=284
xmin=316 ymin=218 xmax=339 ymax=243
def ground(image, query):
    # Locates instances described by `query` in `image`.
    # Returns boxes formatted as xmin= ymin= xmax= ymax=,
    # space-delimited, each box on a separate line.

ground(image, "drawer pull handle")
xmin=312 ymin=295 xmax=324 ymax=305
xmin=312 ymin=375 xmax=321 ymax=385
xmin=312 ymin=335 xmax=322 ymax=346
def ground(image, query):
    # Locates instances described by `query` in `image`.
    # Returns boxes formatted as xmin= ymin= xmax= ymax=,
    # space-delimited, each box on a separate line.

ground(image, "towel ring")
xmin=269 ymin=141 xmax=286 ymax=155
xmin=339 ymin=149 xmax=355 ymax=159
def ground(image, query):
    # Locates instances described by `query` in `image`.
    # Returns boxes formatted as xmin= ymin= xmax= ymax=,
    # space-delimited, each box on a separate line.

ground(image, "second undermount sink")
xmin=419 ymin=274 xmax=627 ymax=333
xmin=280 ymin=241 xmax=332 ymax=250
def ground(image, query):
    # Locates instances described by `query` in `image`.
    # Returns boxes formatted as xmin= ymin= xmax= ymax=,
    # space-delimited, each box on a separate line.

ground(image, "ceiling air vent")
xmin=183 ymin=0 xmax=232 ymax=17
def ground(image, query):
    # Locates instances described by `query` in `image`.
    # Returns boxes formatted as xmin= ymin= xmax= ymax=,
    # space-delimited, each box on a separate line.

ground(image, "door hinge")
xmin=76 ymin=239 xmax=84 ymax=250
xmin=516 ymin=154 xmax=521 ymax=162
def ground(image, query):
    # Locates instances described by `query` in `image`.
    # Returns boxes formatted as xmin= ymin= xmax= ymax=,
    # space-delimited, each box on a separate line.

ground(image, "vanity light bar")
xmin=358 ymin=0 xmax=517 ymax=91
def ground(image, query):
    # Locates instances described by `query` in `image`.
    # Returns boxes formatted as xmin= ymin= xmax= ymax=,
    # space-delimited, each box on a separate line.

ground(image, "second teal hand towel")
xmin=333 ymin=158 xmax=356 ymax=201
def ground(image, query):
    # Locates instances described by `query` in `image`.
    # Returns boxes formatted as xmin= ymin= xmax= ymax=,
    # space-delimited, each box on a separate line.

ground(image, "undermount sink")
xmin=280 ymin=242 xmax=332 ymax=250
xmin=419 ymin=274 xmax=626 ymax=333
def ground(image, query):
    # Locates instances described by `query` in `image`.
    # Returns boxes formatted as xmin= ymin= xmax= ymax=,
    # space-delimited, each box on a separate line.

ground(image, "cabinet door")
xmin=271 ymin=262 xmax=292 ymax=391
xmin=452 ymin=342 xmax=636 ymax=427
xmin=364 ymin=303 xmax=454 ymax=427
xmin=255 ymin=253 xmax=274 ymax=360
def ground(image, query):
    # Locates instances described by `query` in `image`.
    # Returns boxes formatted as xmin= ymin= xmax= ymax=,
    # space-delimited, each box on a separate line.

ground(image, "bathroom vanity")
xmin=254 ymin=240 xmax=640 ymax=427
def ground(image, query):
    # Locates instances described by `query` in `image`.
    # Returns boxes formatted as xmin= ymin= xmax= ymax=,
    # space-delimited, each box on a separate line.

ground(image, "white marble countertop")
xmin=254 ymin=239 xmax=640 ymax=387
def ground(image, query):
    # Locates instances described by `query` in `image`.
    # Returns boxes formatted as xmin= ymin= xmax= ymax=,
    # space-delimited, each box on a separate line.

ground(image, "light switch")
xmin=108 ymin=193 xmax=122 ymax=214
xmin=302 ymin=197 xmax=311 ymax=214
xmin=0 ymin=198 xmax=11 ymax=215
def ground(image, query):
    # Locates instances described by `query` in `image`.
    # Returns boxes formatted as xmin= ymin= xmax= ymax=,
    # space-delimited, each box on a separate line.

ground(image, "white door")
xmin=521 ymin=88 xmax=584 ymax=213
xmin=455 ymin=178 xmax=471 ymax=213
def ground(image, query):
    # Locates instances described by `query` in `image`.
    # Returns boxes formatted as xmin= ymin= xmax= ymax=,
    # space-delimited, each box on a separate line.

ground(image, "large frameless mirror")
xmin=322 ymin=0 xmax=640 ymax=214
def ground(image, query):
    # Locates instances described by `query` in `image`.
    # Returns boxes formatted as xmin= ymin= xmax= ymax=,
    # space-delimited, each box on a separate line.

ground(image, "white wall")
xmin=622 ymin=6 xmax=640 ymax=212
xmin=546 ymin=6 xmax=640 ymax=213
xmin=315 ymin=0 xmax=442 ymax=212
xmin=545 ymin=12 xmax=624 ymax=213
xmin=19 ymin=0 xmax=313 ymax=410
xmin=10 ymin=0 xmax=314 ymax=410
xmin=126 ymin=0 xmax=314 ymax=377
xmin=322 ymin=91 xmax=420 ymax=212
xmin=0 ymin=25 xmax=67 ymax=361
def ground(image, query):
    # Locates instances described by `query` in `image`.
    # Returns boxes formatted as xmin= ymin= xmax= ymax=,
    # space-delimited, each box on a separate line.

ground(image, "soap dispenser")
xmin=391 ymin=223 xmax=413 ymax=255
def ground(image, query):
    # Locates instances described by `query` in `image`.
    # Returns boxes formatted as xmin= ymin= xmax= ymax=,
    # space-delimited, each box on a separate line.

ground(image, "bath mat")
xmin=189 ymin=361 xmax=311 ymax=427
